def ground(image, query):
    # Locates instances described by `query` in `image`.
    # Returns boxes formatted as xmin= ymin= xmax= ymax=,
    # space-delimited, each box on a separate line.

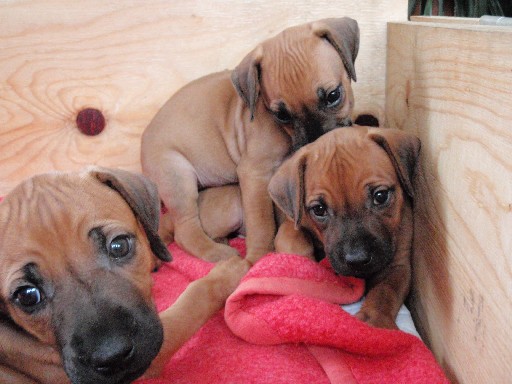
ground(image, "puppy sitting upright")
xmin=141 ymin=17 xmax=359 ymax=264
xmin=269 ymin=126 xmax=421 ymax=329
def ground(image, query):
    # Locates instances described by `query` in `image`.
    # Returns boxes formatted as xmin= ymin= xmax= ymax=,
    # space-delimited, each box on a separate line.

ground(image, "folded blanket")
xmin=137 ymin=238 xmax=449 ymax=384
xmin=225 ymin=246 xmax=448 ymax=383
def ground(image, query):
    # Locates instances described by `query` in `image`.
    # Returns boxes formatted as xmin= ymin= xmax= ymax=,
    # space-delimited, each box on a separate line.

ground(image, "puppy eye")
xmin=372 ymin=188 xmax=392 ymax=206
xmin=309 ymin=203 xmax=328 ymax=219
xmin=326 ymin=86 xmax=342 ymax=108
xmin=108 ymin=235 xmax=133 ymax=259
xmin=13 ymin=285 xmax=43 ymax=310
xmin=274 ymin=108 xmax=292 ymax=124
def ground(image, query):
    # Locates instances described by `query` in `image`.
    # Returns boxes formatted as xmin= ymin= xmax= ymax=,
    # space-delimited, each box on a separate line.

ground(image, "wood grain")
xmin=386 ymin=21 xmax=512 ymax=384
xmin=0 ymin=0 xmax=407 ymax=195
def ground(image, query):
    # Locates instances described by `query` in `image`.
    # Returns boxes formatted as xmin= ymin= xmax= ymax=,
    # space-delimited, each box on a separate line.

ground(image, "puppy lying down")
xmin=161 ymin=126 xmax=421 ymax=330
xmin=0 ymin=167 xmax=249 ymax=384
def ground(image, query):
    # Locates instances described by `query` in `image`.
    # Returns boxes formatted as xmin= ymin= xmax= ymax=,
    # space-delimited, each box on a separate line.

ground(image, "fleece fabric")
xmin=136 ymin=238 xmax=448 ymax=384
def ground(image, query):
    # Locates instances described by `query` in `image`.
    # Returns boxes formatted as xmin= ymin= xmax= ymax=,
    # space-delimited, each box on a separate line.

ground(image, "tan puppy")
xmin=268 ymin=126 xmax=421 ymax=329
xmin=0 ymin=168 xmax=249 ymax=384
xmin=141 ymin=17 xmax=359 ymax=264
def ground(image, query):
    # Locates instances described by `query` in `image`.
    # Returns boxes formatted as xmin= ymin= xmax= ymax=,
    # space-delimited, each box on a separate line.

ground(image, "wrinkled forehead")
xmin=0 ymin=174 xmax=136 ymax=263
xmin=260 ymin=30 xmax=344 ymax=109
xmin=1 ymin=173 xmax=127 ymax=222
xmin=304 ymin=130 xmax=398 ymax=193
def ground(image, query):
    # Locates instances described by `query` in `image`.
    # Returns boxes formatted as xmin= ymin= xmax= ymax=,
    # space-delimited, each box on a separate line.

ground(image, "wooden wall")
xmin=0 ymin=0 xmax=407 ymax=196
xmin=386 ymin=20 xmax=512 ymax=383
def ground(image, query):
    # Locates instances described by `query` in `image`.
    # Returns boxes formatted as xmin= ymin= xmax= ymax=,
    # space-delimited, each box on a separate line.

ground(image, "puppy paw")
xmin=355 ymin=309 xmax=398 ymax=330
xmin=206 ymin=256 xmax=251 ymax=303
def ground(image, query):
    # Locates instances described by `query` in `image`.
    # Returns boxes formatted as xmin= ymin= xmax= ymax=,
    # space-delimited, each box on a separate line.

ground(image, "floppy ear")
xmin=312 ymin=17 xmax=359 ymax=82
xmin=367 ymin=128 xmax=421 ymax=199
xmin=231 ymin=46 xmax=263 ymax=120
xmin=268 ymin=149 xmax=308 ymax=228
xmin=87 ymin=166 xmax=171 ymax=262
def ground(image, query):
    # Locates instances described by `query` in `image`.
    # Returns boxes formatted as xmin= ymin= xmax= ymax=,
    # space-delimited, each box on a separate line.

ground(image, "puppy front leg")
xmin=143 ymin=256 xmax=250 ymax=378
xmin=356 ymin=207 xmax=414 ymax=329
xmin=237 ymin=159 xmax=277 ymax=265
xmin=0 ymin=366 xmax=37 ymax=384
xmin=0 ymin=319 xmax=69 ymax=384
xmin=355 ymin=262 xmax=411 ymax=329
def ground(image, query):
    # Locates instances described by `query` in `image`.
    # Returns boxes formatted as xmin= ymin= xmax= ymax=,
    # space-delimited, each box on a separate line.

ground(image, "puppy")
xmin=268 ymin=126 xmax=421 ymax=329
xmin=0 ymin=168 xmax=249 ymax=384
xmin=141 ymin=17 xmax=359 ymax=264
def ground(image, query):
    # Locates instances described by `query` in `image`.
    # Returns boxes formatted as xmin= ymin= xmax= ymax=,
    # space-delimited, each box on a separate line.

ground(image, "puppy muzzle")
xmin=327 ymin=236 xmax=394 ymax=279
xmin=292 ymin=113 xmax=351 ymax=151
xmin=57 ymin=297 xmax=163 ymax=384
xmin=344 ymin=249 xmax=372 ymax=268
xmin=337 ymin=117 xmax=353 ymax=127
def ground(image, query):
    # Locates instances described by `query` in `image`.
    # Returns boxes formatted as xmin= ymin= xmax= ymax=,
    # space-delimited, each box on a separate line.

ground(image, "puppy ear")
xmin=268 ymin=150 xmax=308 ymax=228
xmin=231 ymin=46 xmax=263 ymax=120
xmin=367 ymin=128 xmax=421 ymax=199
xmin=87 ymin=166 xmax=172 ymax=262
xmin=312 ymin=17 xmax=359 ymax=82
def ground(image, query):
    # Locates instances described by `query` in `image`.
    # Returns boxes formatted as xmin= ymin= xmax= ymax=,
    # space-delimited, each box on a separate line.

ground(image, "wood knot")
xmin=76 ymin=108 xmax=106 ymax=136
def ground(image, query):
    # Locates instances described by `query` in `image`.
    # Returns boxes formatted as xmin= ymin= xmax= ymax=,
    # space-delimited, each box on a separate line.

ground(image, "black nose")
xmin=90 ymin=335 xmax=134 ymax=375
xmin=345 ymin=250 xmax=372 ymax=267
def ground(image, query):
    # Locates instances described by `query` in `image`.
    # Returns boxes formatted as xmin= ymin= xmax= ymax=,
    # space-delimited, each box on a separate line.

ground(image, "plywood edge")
xmin=410 ymin=16 xmax=479 ymax=24
xmin=390 ymin=19 xmax=512 ymax=32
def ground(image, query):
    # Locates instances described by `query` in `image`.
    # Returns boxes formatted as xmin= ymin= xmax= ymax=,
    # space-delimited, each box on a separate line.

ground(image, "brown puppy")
xmin=141 ymin=17 xmax=359 ymax=264
xmin=0 ymin=168 xmax=249 ymax=384
xmin=268 ymin=126 xmax=421 ymax=329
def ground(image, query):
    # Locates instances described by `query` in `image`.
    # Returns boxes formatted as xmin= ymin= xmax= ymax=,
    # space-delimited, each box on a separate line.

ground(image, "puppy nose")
xmin=345 ymin=250 xmax=371 ymax=267
xmin=90 ymin=336 xmax=134 ymax=375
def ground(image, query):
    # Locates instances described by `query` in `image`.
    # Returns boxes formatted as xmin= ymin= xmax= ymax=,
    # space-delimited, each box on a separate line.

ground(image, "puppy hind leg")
xmin=158 ymin=185 xmax=243 ymax=245
xmin=198 ymin=185 xmax=244 ymax=242
xmin=157 ymin=157 xmax=240 ymax=262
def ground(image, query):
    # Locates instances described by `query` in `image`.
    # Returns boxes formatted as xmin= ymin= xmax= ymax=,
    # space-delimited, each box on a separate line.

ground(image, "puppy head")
xmin=0 ymin=168 xmax=171 ymax=384
xmin=232 ymin=17 xmax=359 ymax=150
xmin=269 ymin=126 xmax=420 ymax=277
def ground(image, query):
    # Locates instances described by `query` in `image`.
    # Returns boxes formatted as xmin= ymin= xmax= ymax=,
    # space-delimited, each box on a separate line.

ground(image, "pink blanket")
xmin=137 ymin=238 xmax=448 ymax=384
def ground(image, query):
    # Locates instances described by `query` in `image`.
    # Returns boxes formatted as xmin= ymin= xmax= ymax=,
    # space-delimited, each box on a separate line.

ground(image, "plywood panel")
xmin=386 ymin=21 xmax=512 ymax=383
xmin=0 ymin=0 xmax=407 ymax=195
